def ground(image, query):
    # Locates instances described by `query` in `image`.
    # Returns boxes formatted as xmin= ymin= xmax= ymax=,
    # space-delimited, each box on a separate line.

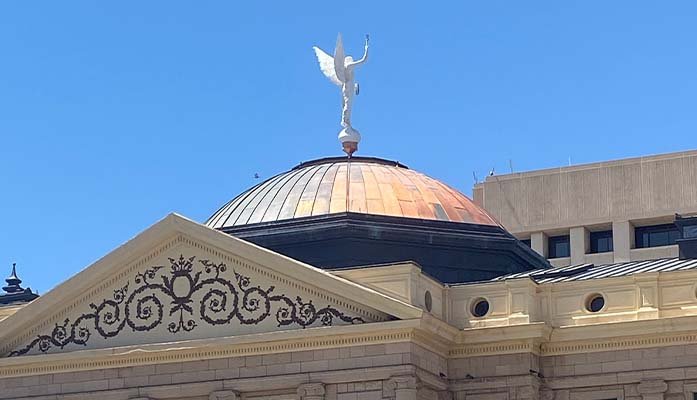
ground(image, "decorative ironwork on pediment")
xmin=9 ymin=255 xmax=364 ymax=356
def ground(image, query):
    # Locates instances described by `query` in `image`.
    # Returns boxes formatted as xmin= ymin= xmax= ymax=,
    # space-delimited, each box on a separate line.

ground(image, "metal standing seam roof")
xmin=487 ymin=258 xmax=697 ymax=284
xmin=206 ymin=156 xmax=501 ymax=229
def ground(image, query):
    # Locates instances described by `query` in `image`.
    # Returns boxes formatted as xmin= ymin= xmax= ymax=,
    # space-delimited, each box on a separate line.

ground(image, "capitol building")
xmin=2 ymin=35 xmax=697 ymax=400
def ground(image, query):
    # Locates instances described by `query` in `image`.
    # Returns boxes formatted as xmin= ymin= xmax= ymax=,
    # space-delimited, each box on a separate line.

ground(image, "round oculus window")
xmin=424 ymin=290 xmax=433 ymax=312
xmin=471 ymin=298 xmax=490 ymax=318
xmin=586 ymin=294 xmax=605 ymax=313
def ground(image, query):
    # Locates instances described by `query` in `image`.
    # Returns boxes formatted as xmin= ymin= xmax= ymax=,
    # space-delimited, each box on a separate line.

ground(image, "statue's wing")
xmin=313 ymin=46 xmax=342 ymax=86
xmin=334 ymin=33 xmax=346 ymax=83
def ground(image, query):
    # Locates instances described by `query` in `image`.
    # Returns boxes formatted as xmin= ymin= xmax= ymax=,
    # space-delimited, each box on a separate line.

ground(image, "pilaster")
xmin=635 ymin=273 xmax=659 ymax=319
xmin=298 ymin=383 xmax=326 ymax=400
xmin=637 ymin=379 xmax=668 ymax=400
xmin=210 ymin=391 xmax=239 ymax=400
xmin=570 ymin=227 xmax=589 ymax=265
xmin=531 ymin=232 xmax=549 ymax=258
xmin=384 ymin=376 xmax=420 ymax=400
xmin=613 ymin=220 xmax=634 ymax=263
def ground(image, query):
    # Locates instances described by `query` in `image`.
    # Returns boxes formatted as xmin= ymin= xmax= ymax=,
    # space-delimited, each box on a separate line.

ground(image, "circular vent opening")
xmin=471 ymin=298 xmax=490 ymax=318
xmin=586 ymin=294 xmax=605 ymax=313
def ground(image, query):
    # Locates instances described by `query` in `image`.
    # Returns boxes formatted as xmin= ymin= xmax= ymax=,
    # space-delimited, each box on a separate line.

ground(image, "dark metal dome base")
xmin=220 ymin=212 xmax=549 ymax=283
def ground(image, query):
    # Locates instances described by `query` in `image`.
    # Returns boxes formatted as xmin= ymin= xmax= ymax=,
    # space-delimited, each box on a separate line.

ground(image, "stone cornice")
xmin=549 ymin=313 xmax=697 ymax=343
xmin=7 ymin=310 xmax=697 ymax=379
xmin=447 ymin=322 xmax=549 ymax=358
xmin=0 ymin=315 xmax=466 ymax=378
xmin=448 ymin=374 xmax=539 ymax=391
xmin=450 ymin=339 xmax=539 ymax=358
xmin=459 ymin=322 xmax=552 ymax=345
xmin=454 ymin=315 xmax=697 ymax=357
xmin=542 ymin=330 xmax=697 ymax=356
xmin=0 ymin=319 xmax=421 ymax=378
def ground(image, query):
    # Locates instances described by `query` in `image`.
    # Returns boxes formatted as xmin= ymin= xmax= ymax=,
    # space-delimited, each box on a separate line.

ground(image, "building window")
xmin=685 ymin=225 xmax=697 ymax=239
xmin=520 ymin=239 xmax=531 ymax=247
xmin=585 ymin=293 xmax=605 ymax=312
xmin=548 ymin=235 xmax=570 ymax=258
xmin=590 ymin=230 xmax=613 ymax=253
xmin=635 ymin=224 xmax=680 ymax=248
xmin=471 ymin=298 xmax=490 ymax=317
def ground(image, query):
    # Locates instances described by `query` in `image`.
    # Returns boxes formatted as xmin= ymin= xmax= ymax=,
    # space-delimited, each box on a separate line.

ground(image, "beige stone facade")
xmin=473 ymin=150 xmax=697 ymax=266
xmin=3 ymin=214 xmax=697 ymax=399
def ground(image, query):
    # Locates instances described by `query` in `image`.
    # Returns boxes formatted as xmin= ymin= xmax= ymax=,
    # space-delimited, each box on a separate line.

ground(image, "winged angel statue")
xmin=313 ymin=33 xmax=369 ymax=155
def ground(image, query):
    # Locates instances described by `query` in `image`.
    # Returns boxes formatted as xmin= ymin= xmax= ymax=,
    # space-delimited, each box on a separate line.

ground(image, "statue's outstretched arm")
xmin=348 ymin=34 xmax=369 ymax=67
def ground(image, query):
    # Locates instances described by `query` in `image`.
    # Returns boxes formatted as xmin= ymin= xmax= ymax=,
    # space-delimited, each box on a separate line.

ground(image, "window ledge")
xmin=630 ymin=245 xmax=678 ymax=261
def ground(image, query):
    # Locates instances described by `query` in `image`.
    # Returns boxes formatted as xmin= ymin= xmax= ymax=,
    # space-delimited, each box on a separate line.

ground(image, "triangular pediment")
xmin=0 ymin=214 xmax=421 ymax=357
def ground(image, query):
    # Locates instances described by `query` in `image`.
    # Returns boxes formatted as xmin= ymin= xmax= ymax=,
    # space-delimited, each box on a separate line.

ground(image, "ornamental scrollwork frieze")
xmin=10 ymin=255 xmax=364 ymax=356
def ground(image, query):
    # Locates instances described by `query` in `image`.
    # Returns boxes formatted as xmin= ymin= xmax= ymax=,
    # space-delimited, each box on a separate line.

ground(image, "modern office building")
xmin=474 ymin=150 xmax=697 ymax=266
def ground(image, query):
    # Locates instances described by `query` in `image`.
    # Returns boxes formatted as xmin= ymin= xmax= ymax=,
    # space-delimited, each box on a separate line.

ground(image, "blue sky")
xmin=1 ymin=2 xmax=696 ymax=294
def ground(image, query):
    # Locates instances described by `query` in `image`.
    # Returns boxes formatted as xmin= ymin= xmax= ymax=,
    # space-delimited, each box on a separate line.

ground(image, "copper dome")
xmin=206 ymin=157 xmax=499 ymax=229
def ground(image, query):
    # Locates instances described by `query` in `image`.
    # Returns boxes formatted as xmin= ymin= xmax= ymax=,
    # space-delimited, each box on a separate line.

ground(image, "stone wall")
xmin=4 ymin=342 xmax=697 ymax=400
xmin=540 ymin=344 xmax=697 ymax=400
xmin=448 ymin=343 xmax=697 ymax=400
xmin=449 ymin=353 xmax=541 ymax=400
xmin=0 ymin=343 xmax=441 ymax=400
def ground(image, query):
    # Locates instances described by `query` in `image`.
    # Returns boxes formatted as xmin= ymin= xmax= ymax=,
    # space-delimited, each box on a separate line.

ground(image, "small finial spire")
xmin=0 ymin=263 xmax=39 ymax=304
xmin=3 ymin=263 xmax=24 ymax=294
xmin=339 ymin=129 xmax=360 ymax=157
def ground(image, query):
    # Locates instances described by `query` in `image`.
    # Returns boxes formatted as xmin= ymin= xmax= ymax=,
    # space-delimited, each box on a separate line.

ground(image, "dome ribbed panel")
xmin=205 ymin=157 xmax=500 ymax=228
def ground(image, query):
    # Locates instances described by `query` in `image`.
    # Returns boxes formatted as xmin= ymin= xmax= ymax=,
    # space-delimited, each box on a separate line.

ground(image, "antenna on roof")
xmin=489 ymin=167 xmax=495 ymax=177
xmin=509 ymin=159 xmax=513 ymax=173
xmin=473 ymin=171 xmax=479 ymax=185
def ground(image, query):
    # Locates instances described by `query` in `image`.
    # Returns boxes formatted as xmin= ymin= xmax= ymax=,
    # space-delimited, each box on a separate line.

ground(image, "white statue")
xmin=313 ymin=33 xmax=369 ymax=156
